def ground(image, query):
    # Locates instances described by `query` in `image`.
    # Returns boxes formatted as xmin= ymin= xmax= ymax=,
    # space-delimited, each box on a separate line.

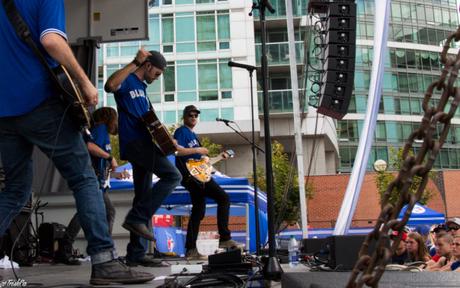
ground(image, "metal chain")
xmin=347 ymin=28 xmax=460 ymax=288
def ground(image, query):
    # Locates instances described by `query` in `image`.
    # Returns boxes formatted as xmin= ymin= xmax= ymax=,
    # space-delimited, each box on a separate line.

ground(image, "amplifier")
xmin=38 ymin=222 xmax=66 ymax=258
xmin=326 ymin=235 xmax=376 ymax=271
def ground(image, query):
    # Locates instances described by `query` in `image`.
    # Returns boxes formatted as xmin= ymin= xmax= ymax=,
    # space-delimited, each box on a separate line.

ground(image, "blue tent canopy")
xmin=397 ymin=203 xmax=445 ymax=226
xmin=110 ymin=160 xmax=268 ymax=252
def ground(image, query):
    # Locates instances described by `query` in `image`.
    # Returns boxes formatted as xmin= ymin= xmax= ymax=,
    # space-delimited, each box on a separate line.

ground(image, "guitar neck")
xmin=209 ymin=155 xmax=225 ymax=166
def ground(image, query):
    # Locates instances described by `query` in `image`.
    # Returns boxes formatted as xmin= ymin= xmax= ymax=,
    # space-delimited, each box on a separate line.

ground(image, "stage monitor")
xmin=64 ymin=0 xmax=149 ymax=45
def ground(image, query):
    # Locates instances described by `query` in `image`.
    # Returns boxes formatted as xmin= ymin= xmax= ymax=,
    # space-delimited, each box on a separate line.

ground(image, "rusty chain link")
xmin=346 ymin=28 xmax=460 ymax=288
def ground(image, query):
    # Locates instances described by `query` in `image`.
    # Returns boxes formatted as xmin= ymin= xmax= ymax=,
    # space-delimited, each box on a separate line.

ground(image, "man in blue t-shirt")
xmin=174 ymin=105 xmax=242 ymax=260
xmin=105 ymin=48 xmax=182 ymax=267
xmin=0 ymin=1 xmax=153 ymax=284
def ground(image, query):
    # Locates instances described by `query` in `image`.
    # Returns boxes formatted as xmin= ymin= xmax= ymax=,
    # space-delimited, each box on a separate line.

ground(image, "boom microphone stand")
xmin=227 ymin=61 xmax=263 ymax=255
xmin=251 ymin=0 xmax=283 ymax=280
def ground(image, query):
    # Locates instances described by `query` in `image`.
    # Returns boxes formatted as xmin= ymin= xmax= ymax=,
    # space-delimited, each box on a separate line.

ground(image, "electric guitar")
xmin=142 ymin=110 xmax=177 ymax=155
xmin=186 ymin=149 xmax=235 ymax=183
xmin=53 ymin=65 xmax=91 ymax=129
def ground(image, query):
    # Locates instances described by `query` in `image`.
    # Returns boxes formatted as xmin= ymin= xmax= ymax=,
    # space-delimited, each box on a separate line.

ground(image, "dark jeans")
xmin=124 ymin=140 xmax=182 ymax=261
xmin=182 ymin=178 xmax=231 ymax=250
xmin=0 ymin=97 xmax=115 ymax=264
xmin=64 ymin=190 xmax=116 ymax=248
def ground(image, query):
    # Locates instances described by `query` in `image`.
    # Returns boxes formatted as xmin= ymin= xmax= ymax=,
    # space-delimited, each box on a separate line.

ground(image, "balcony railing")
xmin=251 ymin=0 xmax=307 ymax=18
xmin=257 ymin=89 xmax=306 ymax=113
xmin=255 ymin=42 xmax=304 ymax=66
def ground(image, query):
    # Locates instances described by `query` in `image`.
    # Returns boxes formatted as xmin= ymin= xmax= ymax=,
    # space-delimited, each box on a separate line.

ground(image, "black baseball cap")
xmin=183 ymin=105 xmax=200 ymax=116
xmin=146 ymin=51 xmax=167 ymax=70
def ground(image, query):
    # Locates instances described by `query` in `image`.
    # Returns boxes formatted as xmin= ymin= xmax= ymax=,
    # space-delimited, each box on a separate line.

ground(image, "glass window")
xmin=375 ymin=122 xmax=386 ymax=141
xmin=162 ymin=14 xmax=174 ymax=51
xmin=400 ymin=2 xmax=410 ymax=20
xmin=425 ymin=6 xmax=434 ymax=23
xmin=197 ymin=12 xmax=216 ymax=51
xmin=198 ymin=60 xmax=218 ymax=101
xmin=391 ymin=2 xmax=401 ymax=20
xmin=176 ymin=13 xmax=195 ymax=53
xmin=416 ymin=4 xmax=425 ymax=23
xmin=219 ymin=59 xmax=232 ymax=90
xmin=163 ymin=111 xmax=176 ymax=124
xmin=164 ymin=62 xmax=175 ymax=92
xmin=386 ymin=121 xmax=398 ymax=142
xmin=200 ymin=108 xmax=219 ymax=121
xmin=177 ymin=60 xmax=197 ymax=98
xmin=147 ymin=15 xmax=160 ymax=46
xmin=221 ymin=108 xmax=234 ymax=120
xmin=217 ymin=11 xmax=230 ymax=44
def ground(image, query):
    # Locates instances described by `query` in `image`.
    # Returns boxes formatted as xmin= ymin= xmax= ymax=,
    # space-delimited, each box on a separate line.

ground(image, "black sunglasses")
xmin=432 ymin=224 xmax=447 ymax=233
xmin=448 ymin=226 xmax=460 ymax=231
xmin=188 ymin=113 xmax=198 ymax=118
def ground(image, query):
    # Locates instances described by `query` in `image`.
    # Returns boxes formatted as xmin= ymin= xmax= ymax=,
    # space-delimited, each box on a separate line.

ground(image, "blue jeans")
xmin=124 ymin=139 xmax=182 ymax=261
xmin=0 ymin=97 xmax=115 ymax=264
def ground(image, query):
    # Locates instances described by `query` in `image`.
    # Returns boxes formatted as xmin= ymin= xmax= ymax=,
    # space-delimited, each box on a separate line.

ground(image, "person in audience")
xmin=406 ymin=232 xmax=431 ymax=262
xmin=446 ymin=218 xmax=460 ymax=237
xmin=448 ymin=235 xmax=460 ymax=271
xmin=425 ymin=232 xmax=453 ymax=271
xmin=390 ymin=230 xmax=409 ymax=265
xmin=428 ymin=224 xmax=447 ymax=257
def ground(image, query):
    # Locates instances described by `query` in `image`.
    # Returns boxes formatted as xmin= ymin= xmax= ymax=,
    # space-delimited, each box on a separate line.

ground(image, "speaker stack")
xmin=310 ymin=0 xmax=357 ymax=120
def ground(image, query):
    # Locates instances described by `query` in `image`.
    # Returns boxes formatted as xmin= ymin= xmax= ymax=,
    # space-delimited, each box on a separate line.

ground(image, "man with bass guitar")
xmin=105 ymin=48 xmax=182 ymax=267
xmin=174 ymin=105 xmax=242 ymax=261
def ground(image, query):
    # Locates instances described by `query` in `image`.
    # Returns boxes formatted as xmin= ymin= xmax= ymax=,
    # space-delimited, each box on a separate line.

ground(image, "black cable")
xmin=183 ymin=273 xmax=245 ymax=288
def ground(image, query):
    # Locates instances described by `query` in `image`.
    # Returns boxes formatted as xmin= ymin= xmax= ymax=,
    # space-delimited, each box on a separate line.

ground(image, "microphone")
xmin=228 ymin=61 xmax=256 ymax=71
xmin=216 ymin=117 xmax=235 ymax=124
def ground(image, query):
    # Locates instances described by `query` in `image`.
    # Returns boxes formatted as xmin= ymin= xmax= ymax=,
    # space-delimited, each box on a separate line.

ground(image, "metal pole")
xmin=334 ymin=0 xmax=391 ymax=235
xmin=285 ymin=0 xmax=308 ymax=239
xmin=249 ymin=71 xmax=262 ymax=255
xmin=258 ymin=0 xmax=283 ymax=280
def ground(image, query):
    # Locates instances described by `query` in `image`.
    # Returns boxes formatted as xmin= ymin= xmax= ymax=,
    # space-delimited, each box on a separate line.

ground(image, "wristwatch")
xmin=132 ymin=58 xmax=142 ymax=67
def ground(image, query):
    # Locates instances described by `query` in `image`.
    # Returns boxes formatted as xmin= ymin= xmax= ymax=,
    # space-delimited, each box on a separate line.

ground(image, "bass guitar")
xmin=53 ymin=65 xmax=91 ymax=129
xmin=186 ymin=149 xmax=235 ymax=183
xmin=142 ymin=110 xmax=177 ymax=155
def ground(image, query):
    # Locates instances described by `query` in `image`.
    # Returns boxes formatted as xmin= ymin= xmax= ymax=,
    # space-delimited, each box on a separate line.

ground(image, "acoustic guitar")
xmin=53 ymin=65 xmax=91 ymax=129
xmin=142 ymin=110 xmax=177 ymax=155
xmin=186 ymin=149 xmax=235 ymax=183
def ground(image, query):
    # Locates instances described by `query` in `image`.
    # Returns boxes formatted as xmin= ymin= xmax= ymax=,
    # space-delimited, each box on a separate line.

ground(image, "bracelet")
xmin=132 ymin=58 xmax=142 ymax=67
xmin=106 ymin=156 xmax=113 ymax=162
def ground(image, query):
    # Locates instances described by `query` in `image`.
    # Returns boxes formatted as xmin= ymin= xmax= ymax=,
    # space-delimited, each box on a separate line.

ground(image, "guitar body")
xmin=142 ymin=110 xmax=177 ymax=155
xmin=53 ymin=65 xmax=91 ymax=129
xmin=186 ymin=150 xmax=235 ymax=183
xmin=186 ymin=159 xmax=213 ymax=183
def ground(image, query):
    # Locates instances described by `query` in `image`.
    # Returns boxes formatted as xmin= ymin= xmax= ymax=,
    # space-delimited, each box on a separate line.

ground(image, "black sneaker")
xmin=126 ymin=256 xmax=169 ymax=267
xmin=90 ymin=259 xmax=154 ymax=285
xmin=55 ymin=254 xmax=81 ymax=266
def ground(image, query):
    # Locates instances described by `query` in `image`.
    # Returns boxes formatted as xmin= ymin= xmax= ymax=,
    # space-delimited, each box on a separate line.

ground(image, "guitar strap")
xmin=2 ymin=0 xmax=61 ymax=87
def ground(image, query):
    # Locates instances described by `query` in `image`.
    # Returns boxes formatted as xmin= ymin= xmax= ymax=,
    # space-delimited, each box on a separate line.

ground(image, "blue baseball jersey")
xmin=174 ymin=125 xmax=202 ymax=174
xmin=90 ymin=124 xmax=112 ymax=182
xmin=0 ymin=0 xmax=66 ymax=117
xmin=114 ymin=73 xmax=151 ymax=159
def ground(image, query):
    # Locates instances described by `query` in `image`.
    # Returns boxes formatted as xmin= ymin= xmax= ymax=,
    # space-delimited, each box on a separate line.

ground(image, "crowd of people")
xmin=390 ymin=218 xmax=460 ymax=272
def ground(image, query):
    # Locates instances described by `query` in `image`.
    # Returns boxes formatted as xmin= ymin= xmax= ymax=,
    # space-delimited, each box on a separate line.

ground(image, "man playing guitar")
xmin=0 ymin=1 xmax=152 ymax=284
xmin=174 ymin=105 xmax=242 ymax=260
xmin=105 ymin=48 xmax=182 ymax=267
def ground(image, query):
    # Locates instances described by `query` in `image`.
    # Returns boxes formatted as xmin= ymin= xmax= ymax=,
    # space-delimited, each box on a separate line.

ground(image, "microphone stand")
xmin=227 ymin=61 xmax=263 ymax=255
xmin=251 ymin=0 xmax=283 ymax=281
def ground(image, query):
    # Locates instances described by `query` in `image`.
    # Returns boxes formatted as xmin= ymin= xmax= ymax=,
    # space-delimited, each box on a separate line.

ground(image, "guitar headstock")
xmin=222 ymin=149 xmax=235 ymax=158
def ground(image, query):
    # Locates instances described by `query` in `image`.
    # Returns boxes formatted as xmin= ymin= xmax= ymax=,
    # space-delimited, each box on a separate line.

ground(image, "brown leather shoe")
xmin=122 ymin=222 xmax=155 ymax=241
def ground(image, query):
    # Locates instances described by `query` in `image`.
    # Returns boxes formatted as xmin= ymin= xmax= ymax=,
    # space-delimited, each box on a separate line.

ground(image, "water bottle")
xmin=288 ymin=235 xmax=299 ymax=267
